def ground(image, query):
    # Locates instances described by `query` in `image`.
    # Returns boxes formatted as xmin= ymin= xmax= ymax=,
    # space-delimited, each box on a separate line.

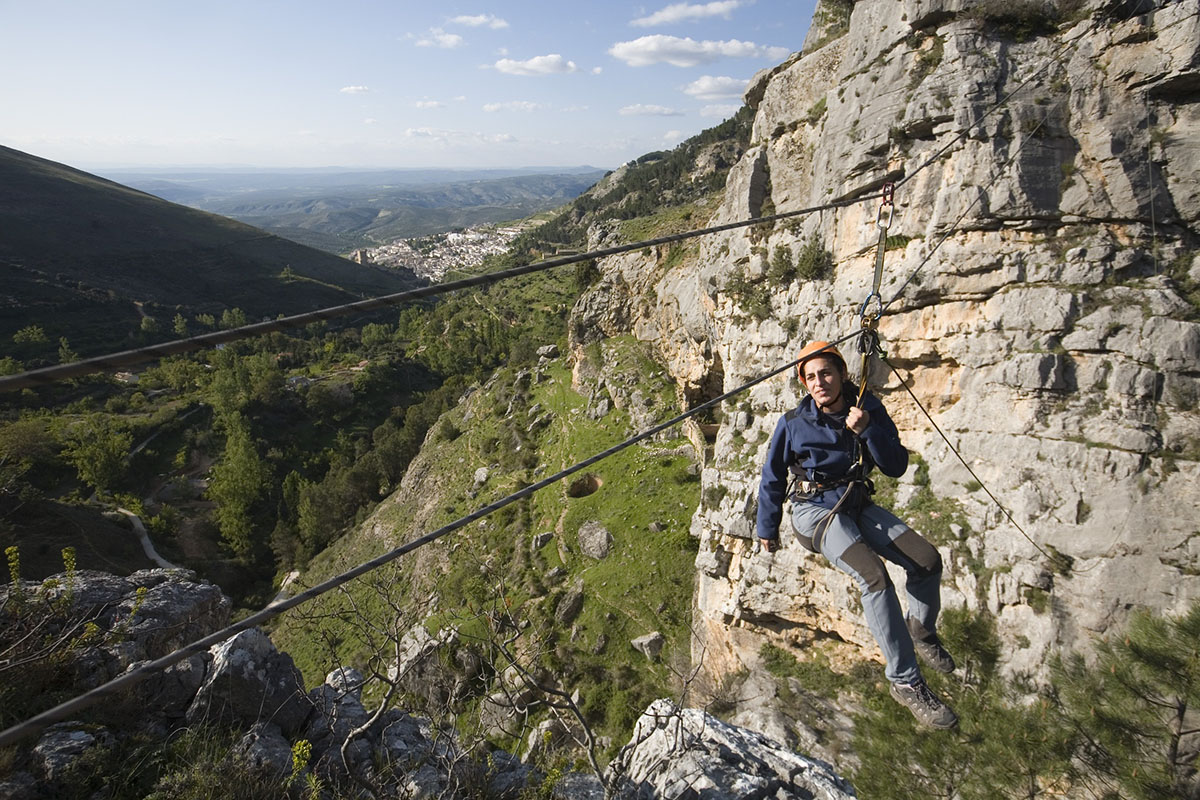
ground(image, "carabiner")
xmin=876 ymin=181 xmax=895 ymax=231
xmin=858 ymin=292 xmax=883 ymax=323
xmin=876 ymin=202 xmax=894 ymax=231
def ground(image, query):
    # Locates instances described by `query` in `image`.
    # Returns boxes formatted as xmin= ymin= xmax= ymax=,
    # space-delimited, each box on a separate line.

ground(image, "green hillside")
xmin=0 ymin=111 xmax=753 ymax=770
xmin=0 ymin=145 xmax=419 ymax=359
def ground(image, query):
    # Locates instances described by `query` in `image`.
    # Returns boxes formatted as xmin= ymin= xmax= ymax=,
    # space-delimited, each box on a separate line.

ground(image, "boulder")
xmin=607 ymin=699 xmax=856 ymax=799
xmin=630 ymin=631 xmax=665 ymax=661
xmin=232 ymin=721 xmax=293 ymax=779
xmin=32 ymin=723 xmax=114 ymax=784
xmin=186 ymin=628 xmax=308 ymax=737
xmin=577 ymin=521 xmax=614 ymax=559
xmin=555 ymin=582 xmax=585 ymax=625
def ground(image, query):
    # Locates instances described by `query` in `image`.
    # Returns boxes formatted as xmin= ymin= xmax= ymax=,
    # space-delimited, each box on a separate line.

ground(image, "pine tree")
xmin=1053 ymin=602 xmax=1200 ymax=800
xmin=852 ymin=607 xmax=1075 ymax=799
xmin=206 ymin=414 xmax=269 ymax=557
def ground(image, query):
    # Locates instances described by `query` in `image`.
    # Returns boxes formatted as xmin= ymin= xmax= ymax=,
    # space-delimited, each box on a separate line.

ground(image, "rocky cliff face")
xmin=571 ymin=0 xmax=1200 ymax=696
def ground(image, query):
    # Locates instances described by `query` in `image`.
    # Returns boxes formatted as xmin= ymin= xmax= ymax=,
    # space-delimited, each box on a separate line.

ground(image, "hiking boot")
xmin=890 ymin=679 xmax=959 ymax=729
xmin=907 ymin=617 xmax=956 ymax=674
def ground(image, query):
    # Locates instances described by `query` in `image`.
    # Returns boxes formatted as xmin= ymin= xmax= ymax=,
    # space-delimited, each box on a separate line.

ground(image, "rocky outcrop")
xmin=569 ymin=0 xmax=1200 ymax=698
xmin=0 ymin=570 xmax=536 ymax=798
xmin=607 ymin=699 xmax=857 ymax=799
xmin=2 ymin=570 xmax=857 ymax=798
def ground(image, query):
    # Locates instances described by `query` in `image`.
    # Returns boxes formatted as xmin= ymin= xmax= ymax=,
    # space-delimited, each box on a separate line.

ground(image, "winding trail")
xmin=116 ymin=507 xmax=177 ymax=569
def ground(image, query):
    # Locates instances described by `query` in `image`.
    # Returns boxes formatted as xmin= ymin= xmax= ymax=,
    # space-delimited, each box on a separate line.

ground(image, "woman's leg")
xmin=854 ymin=504 xmax=943 ymax=637
xmin=791 ymin=503 xmax=920 ymax=684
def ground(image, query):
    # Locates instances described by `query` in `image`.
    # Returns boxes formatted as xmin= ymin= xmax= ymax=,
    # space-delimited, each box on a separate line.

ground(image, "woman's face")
xmin=801 ymin=356 xmax=845 ymax=408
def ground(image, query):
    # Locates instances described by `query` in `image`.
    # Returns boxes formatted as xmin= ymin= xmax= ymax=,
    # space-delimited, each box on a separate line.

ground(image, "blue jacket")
xmin=756 ymin=383 xmax=908 ymax=542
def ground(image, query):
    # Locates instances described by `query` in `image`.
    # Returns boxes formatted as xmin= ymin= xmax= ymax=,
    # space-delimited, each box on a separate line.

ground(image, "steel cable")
xmin=0 ymin=331 xmax=861 ymax=747
xmin=0 ymin=194 xmax=880 ymax=393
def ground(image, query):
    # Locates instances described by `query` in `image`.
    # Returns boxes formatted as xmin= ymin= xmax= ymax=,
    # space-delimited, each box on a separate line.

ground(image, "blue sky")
xmin=1 ymin=1 xmax=815 ymax=170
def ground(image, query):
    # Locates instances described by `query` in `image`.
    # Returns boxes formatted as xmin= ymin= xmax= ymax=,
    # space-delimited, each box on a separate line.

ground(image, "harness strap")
xmin=811 ymin=478 xmax=873 ymax=553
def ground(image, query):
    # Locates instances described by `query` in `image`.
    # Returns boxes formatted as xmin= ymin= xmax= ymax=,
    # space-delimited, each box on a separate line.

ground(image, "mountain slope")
xmin=0 ymin=145 xmax=420 ymax=356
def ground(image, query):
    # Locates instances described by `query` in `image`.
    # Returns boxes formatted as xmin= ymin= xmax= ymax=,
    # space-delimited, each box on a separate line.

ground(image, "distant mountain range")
xmin=102 ymin=166 xmax=609 ymax=254
xmin=0 ymin=146 xmax=422 ymax=359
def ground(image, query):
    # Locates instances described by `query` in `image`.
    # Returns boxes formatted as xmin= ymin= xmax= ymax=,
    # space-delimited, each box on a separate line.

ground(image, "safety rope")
xmin=880 ymin=354 xmax=1074 ymax=574
xmin=0 ymin=330 xmax=862 ymax=748
xmin=0 ymin=194 xmax=881 ymax=393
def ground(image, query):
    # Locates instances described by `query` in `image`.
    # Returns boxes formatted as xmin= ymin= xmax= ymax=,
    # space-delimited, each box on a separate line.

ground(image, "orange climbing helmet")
xmin=796 ymin=340 xmax=847 ymax=380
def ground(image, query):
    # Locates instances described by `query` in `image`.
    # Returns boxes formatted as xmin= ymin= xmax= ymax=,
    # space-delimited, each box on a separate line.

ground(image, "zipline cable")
xmin=0 ymin=194 xmax=882 ymax=394
xmin=0 ymin=330 xmax=862 ymax=748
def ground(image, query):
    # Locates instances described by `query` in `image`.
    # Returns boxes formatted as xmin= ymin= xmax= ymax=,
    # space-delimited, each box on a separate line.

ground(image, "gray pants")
xmin=791 ymin=501 xmax=943 ymax=684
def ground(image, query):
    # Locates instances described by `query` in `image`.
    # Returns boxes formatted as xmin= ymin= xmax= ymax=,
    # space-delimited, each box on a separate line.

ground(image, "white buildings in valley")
xmin=356 ymin=225 xmax=524 ymax=282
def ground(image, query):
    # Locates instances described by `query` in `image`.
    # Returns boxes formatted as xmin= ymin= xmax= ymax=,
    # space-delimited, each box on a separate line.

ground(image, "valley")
xmin=2 ymin=0 xmax=1200 ymax=797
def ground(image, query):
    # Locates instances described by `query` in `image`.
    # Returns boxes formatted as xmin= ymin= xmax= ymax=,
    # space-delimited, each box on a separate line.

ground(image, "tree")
xmin=60 ymin=414 xmax=132 ymax=494
xmin=57 ymin=337 xmax=78 ymax=364
xmin=1054 ymin=602 xmax=1200 ymax=800
xmin=852 ymin=608 xmax=1074 ymax=799
xmin=173 ymin=313 xmax=188 ymax=337
xmin=220 ymin=307 xmax=248 ymax=329
xmin=12 ymin=325 xmax=47 ymax=344
xmin=206 ymin=415 xmax=269 ymax=557
xmin=0 ymin=417 xmax=56 ymax=519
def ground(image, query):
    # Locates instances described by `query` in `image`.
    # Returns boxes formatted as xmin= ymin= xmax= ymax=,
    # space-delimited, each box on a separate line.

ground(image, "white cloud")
xmin=592 ymin=66 xmax=603 ymax=75
xmin=483 ymin=101 xmax=546 ymax=112
xmin=683 ymin=74 xmax=747 ymax=100
xmin=495 ymin=54 xmax=578 ymax=76
xmin=700 ymin=103 xmax=742 ymax=117
xmin=663 ymin=129 xmax=683 ymax=140
xmin=364 ymin=118 xmax=378 ymax=125
xmin=619 ymin=104 xmax=684 ymax=116
xmin=340 ymin=85 xmax=370 ymax=94
xmin=414 ymin=100 xmax=445 ymax=109
xmin=561 ymin=105 xmax=590 ymax=112
xmin=449 ymin=14 xmax=508 ymax=29
xmin=416 ymin=28 xmax=464 ymax=48
xmin=404 ymin=127 xmax=517 ymax=145
xmin=609 ymin=35 xmax=789 ymax=67
xmin=631 ymin=1 xmax=743 ymax=27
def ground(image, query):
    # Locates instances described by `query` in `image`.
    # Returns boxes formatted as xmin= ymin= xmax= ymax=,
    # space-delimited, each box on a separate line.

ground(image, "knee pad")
xmin=892 ymin=529 xmax=942 ymax=578
xmin=841 ymin=541 xmax=892 ymax=594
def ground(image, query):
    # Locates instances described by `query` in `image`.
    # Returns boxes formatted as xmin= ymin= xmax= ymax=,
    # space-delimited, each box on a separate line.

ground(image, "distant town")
xmin=352 ymin=224 xmax=527 ymax=282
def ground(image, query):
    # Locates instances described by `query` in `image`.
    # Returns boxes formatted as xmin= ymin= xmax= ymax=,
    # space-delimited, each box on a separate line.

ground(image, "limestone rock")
xmin=233 ymin=722 xmax=293 ymax=779
xmin=606 ymin=699 xmax=856 ymax=799
xmin=577 ymin=520 xmax=614 ymax=559
xmin=304 ymin=667 xmax=373 ymax=772
xmin=631 ymin=631 xmax=665 ymax=661
xmin=32 ymin=723 xmax=114 ymax=784
xmin=555 ymin=582 xmax=585 ymax=625
xmin=186 ymin=628 xmax=308 ymax=736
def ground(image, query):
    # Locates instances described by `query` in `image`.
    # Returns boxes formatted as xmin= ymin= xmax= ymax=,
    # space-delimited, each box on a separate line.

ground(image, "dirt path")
xmin=116 ymin=507 xmax=177 ymax=569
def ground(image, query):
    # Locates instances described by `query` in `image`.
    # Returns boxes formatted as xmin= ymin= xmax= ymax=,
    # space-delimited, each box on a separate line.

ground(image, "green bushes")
xmin=964 ymin=0 xmax=1087 ymax=39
